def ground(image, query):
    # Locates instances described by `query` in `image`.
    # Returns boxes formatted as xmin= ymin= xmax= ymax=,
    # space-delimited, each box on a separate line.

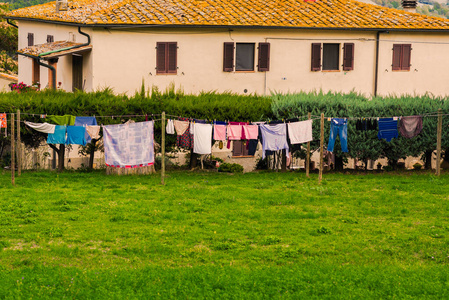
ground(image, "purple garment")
xmin=259 ymin=123 xmax=289 ymax=159
xmin=399 ymin=116 xmax=423 ymax=138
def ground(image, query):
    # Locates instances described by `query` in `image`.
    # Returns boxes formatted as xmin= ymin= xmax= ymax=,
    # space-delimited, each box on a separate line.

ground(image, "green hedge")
xmin=272 ymin=91 xmax=449 ymax=167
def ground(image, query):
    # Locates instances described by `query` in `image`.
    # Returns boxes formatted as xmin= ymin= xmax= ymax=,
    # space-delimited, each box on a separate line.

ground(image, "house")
xmin=6 ymin=0 xmax=449 ymax=97
xmin=0 ymin=72 xmax=17 ymax=91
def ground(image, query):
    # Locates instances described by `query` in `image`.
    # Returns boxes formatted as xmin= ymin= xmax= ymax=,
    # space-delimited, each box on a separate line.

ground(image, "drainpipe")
xmin=16 ymin=52 xmax=56 ymax=90
xmin=38 ymin=27 xmax=91 ymax=57
xmin=6 ymin=18 xmax=18 ymax=28
xmin=374 ymin=31 xmax=388 ymax=97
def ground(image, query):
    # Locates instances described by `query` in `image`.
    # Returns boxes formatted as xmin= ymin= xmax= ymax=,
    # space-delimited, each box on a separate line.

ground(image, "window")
xmin=27 ymin=33 xmax=34 ymax=46
xmin=47 ymin=35 xmax=54 ymax=43
xmin=392 ymin=44 xmax=411 ymax=71
xmin=236 ymin=43 xmax=255 ymax=71
xmin=223 ymin=42 xmax=270 ymax=72
xmin=232 ymin=140 xmax=249 ymax=157
xmin=311 ymin=43 xmax=355 ymax=71
xmin=32 ymin=59 xmax=40 ymax=84
xmin=322 ymin=44 xmax=339 ymax=70
xmin=156 ymin=42 xmax=177 ymax=75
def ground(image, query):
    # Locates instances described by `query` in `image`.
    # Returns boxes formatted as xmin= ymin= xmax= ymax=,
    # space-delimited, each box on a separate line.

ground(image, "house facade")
xmin=7 ymin=0 xmax=449 ymax=97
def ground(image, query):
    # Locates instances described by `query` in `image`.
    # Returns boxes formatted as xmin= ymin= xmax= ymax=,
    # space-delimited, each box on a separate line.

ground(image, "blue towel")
xmin=74 ymin=116 xmax=97 ymax=126
xmin=378 ymin=118 xmax=398 ymax=142
xmin=75 ymin=116 xmax=97 ymax=143
xmin=47 ymin=125 xmax=67 ymax=144
xmin=66 ymin=126 xmax=87 ymax=146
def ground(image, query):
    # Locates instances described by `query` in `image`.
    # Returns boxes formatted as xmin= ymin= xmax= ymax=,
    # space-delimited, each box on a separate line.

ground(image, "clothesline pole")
xmin=17 ymin=110 xmax=21 ymax=176
xmin=319 ymin=113 xmax=324 ymax=184
xmin=306 ymin=112 xmax=311 ymax=177
xmin=436 ymin=108 xmax=442 ymax=176
xmin=161 ymin=111 xmax=166 ymax=185
xmin=11 ymin=113 xmax=15 ymax=186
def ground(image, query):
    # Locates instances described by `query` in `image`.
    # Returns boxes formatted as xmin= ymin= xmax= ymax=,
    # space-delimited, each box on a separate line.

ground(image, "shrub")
xmin=413 ymin=163 xmax=423 ymax=170
xmin=218 ymin=163 xmax=243 ymax=173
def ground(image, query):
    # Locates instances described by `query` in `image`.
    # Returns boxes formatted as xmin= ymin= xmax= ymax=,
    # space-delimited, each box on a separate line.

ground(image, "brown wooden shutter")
xmin=47 ymin=35 xmax=54 ymax=43
xmin=311 ymin=43 xmax=321 ymax=71
xmin=392 ymin=44 xmax=402 ymax=71
xmin=167 ymin=42 xmax=177 ymax=74
xmin=223 ymin=42 xmax=234 ymax=72
xmin=156 ymin=42 xmax=166 ymax=74
xmin=258 ymin=42 xmax=270 ymax=71
xmin=343 ymin=43 xmax=354 ymax=71
xmin=27 ymin=33 xmax=34 ymax=46
xmin=232 ymin=140 xmax=243 ymax=156
xmin=402 ymin=44 xmax=411 ymax=71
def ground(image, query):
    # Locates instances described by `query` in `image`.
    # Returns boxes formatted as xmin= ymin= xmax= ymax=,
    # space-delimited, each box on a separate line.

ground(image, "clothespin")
xmin=327 ymin=118 xmax=331 ymax=121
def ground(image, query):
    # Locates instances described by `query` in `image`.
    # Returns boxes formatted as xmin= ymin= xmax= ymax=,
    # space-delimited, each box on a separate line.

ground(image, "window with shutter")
xmin=311 ymin=43 xmax=321 ymax=71
xmin=223 ymin=42 xmax=234 ymax=72
xmin=156 ymin=42 xmax=177 ymax=75
xmin=258 ymin=42 xmax=270 ymax=72
xmin=32 ymin=59 xmax=40 ymax=84
xmin=232 ymin=140 xmax=249 ymax=157
xmin=47 ymin=35 xmax=54 ymax=43
xmin=27 ymin=33 xmax=34 ymax=47
xmin=392 ymin=44 xmax=411 ymax=71
xmin=343 ymin=43 xmax=354 ymax=71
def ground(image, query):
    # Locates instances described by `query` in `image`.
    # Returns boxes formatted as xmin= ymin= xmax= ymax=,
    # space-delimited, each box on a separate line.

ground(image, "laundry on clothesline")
xmin=378 ymin=118 xmax=398 ymax=142
xmin=193 ymin=123 xmax=213 ymax=155
xmin=288 ymin=119 xmax=313 ymax=144
xmin=47 ymin=125 xmax=67 ymax=144
xmin=24 ymin=121 xmax=56 ymax=134
xmin=399 ymin=116 xmax=422 ymax=139
xmin=327 ymin=118 xmax=348 ymax=153
xmin=166 ymin=119 xmax=175 ymax=135
xmin=103 ymin=121 xmax=154 ymax=168
xmin=66 ymin=126 xmax=87 ymax=146
xmin=259 ymin=123 xmax=289 ymax=159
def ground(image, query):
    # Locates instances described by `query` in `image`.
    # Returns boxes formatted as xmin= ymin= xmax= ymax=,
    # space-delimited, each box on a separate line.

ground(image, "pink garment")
xmin=243 ymin=125 xmax=258 ymax=140
xmin=213 ymin=124 xmax=226 ymax=141
xmin=227 ymin=122 xmax=247 ymax=149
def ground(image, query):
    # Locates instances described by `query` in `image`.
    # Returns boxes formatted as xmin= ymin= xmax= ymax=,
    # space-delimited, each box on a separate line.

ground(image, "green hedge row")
xmin=272 ymin=91 xmax=449 ymax=167
xmin=1 ymin=88 xmax=448 ymax=168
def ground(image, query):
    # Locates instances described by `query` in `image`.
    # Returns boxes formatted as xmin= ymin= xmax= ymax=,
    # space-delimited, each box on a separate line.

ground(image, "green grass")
xmin=0 ymin=170 xmax=449 ymax=298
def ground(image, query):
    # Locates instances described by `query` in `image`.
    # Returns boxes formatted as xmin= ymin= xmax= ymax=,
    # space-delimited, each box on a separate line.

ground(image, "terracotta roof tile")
xmin=7 ymin=0 xmax=449 ymax=30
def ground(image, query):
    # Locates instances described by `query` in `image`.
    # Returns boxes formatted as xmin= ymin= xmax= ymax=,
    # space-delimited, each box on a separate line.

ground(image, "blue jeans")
xmin=327 ymin=118 xmax=348 ymax=153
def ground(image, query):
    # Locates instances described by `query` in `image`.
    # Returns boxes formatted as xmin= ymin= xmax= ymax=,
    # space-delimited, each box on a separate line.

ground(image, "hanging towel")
xmin=66 ymin=126 xmax=87 ymax=146
xmin=378 ymin=118 xmax=398 ymax=142
xmin=399 ymin=116 xmax=423 ymax=138
xmin=86 ymin=125 xmax=101 ymax=140
xmin=74 ymin=116 xmax=98 ymax=143
xmin=47 ymin=125 xmax=67 ymax=144
xmin=174 ymin=120 xmax=190 ymax=136
xmin=288 ymin=120 xmax=313 ymax=144
xmin=0 ymin=113 xmax=6 ymax=128
xmin=25 ymin=121 xmax=56 ymax=134
xmin=243 ymin=125 xmax=259 ymax=140
xmin=193 ymin=123 xmax=213 ymax=154
xmin=259 ymin=123 xmax=289 ymax=159
xmin=103 ymin=121 xmax=154 ymax=168
xmin=46 ymin=115 xmax=76 ymax=126
xmin=75 ymin=116 xmax=97 ymax=126
xmin=213 ymin=124 xmax=227 ymax=141
xmin=166 ymin=119 xmax=175 ymax=134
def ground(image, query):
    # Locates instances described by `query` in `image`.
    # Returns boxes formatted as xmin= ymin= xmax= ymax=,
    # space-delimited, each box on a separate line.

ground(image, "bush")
xmin=218 ymin=163 xmax=243 ymax=173
xmin=413 ymin=163 xmax=423 ymax=170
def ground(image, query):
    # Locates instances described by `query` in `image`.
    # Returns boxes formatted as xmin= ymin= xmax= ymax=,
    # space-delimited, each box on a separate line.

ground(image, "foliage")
xmin=0 ymin=171 xmax=449 ymax=297
xmin=1 ymin=0 xmax=51 ymax=10
xmin=271 ymin=91 xmax=449 ymax=168
xmin=218 ymin=162 xmax=243 ymax=173
xmin=0 ymin=3 xmax=18 ymax=73
xmin=8 ymin=81 xmax=35 ymax=92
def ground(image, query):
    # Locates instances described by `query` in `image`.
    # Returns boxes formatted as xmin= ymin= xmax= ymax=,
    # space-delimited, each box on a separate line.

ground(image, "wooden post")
xmin=11 ymin=113 xmax=15 ymax=186
xmin=17 ymin=109 xmax=21 ymax=176
xmin=436 ymin=108 xmax=442 ymax=176
xmin=306 ymin=112 xmax=311 ymax=177
xmin=319 ymin=113 xmax=324 ymax=183
xmin=161 ymin=111 xmax=166 ymax=185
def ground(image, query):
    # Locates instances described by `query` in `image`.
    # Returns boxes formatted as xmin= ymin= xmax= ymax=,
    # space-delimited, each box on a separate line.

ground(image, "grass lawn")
xmin=0 ymin=170 xmax=448 ymax=299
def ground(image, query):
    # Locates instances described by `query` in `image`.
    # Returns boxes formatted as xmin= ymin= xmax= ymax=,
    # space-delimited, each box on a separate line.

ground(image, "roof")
xmin=18 ymin=41 xmax=92 ymax=58
xmin=7 ymin=0 xmax=449 ymax=31
xmin=0 ymin=72 xmax=18 ymax=82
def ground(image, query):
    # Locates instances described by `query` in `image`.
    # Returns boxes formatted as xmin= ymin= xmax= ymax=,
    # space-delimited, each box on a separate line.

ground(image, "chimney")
xmin=55 ymin=0 xmax=68 ymax=13
xmin=402 ymin=0 xmax=417 ymax=13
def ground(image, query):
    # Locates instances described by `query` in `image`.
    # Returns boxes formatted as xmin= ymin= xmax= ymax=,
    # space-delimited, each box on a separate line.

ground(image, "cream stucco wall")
xmin=16 ymin=22 xmax=449 ymax=97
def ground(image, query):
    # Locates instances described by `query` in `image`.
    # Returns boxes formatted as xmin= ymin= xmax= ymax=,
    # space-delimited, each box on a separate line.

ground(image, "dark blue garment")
xmin=66 ymin=126 xmax=87 ymax=146
xmin=74 ymin=116 xmax=97 ymax=126
xmin=378 ymin=118 xmax=398 ymax=142
xmin=327 ymin=118 xmax=348 ymax=153
xmin=74 ymin=116 xmax=97 ymax=143
xmin=248 ymin=139 xmax=258 ymax=156
xmin=47 ymin=125 xmax=67 ymax=144
xmin=214 ymin=121 xmax=227 ymax=125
